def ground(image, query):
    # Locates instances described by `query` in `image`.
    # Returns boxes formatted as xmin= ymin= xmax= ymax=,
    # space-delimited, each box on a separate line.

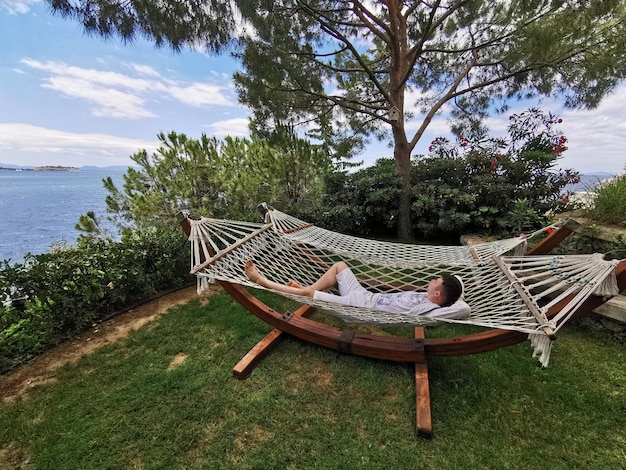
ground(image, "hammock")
xmin=186 ymin=205 xmax=621 ymax=366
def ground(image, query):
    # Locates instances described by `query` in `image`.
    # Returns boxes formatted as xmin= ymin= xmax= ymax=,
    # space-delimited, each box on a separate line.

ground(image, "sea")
xmin=0 ymin=167 xmax=128 ymax=263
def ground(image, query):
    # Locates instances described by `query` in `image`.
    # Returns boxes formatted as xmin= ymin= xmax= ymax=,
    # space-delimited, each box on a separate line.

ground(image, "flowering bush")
xmin=411 ymin=108 xmax=580 ymax=237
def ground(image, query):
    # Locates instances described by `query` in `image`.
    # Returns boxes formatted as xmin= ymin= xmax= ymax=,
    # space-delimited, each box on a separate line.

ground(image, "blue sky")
xmin=1 ymin=0 xmax=625 ymax=174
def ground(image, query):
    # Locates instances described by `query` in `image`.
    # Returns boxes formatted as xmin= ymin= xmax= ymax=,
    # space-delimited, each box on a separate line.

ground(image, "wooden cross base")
xmin=231 ymin=313 xmax=434 ymax=438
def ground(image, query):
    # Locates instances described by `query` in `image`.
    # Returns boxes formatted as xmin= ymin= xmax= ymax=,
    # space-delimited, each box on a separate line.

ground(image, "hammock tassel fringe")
xmin=529 ymin=332 xmax=553 ymax=367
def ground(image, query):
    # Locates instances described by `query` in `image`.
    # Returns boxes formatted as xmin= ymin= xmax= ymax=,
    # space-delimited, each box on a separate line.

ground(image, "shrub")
xmin=586 ymin=174 xmax=626 ymax=226
xmin=0 ymin=228 xmax=191 ymax=372
xmin=294 ymin=160 xmax=400 ymax=238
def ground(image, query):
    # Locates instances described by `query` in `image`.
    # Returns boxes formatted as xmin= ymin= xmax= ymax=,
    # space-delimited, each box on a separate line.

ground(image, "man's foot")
xmin=244 ymin=260 xmax=262 ymax=283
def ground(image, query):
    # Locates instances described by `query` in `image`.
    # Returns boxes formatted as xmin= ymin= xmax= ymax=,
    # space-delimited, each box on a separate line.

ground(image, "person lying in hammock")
xmin=244 ymin=260 xmax=465 ymax=317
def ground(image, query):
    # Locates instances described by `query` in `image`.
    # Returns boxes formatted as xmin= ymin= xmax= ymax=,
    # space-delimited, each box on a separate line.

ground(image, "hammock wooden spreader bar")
xmin=492 ymin=255 xmax=556 ymax=339
xmin=190 ymin=223 xmax=274 ymax=275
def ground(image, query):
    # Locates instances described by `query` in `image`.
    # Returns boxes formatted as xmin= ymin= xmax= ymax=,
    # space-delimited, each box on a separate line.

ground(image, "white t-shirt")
xmin=311 ymin=267 xmax=470 ymax=319
xmin=373 ymin=291 xmax=439 ymax=315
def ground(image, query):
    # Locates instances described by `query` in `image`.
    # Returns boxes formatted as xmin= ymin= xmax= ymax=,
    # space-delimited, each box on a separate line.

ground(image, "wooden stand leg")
xmin=232 ymin=304 xmax=314 ymax=379
xmin=414 ymin=327 xmax=433 ymax=438
xmin=232 ymin=328 xmax=285 ymax=379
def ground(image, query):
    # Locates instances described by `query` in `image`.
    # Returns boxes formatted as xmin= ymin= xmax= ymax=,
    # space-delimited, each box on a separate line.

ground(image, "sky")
xmin=1 ymin=0 xmax=625 ymax=175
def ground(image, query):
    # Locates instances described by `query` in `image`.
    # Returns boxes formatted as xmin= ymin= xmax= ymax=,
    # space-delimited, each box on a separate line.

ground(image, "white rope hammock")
xmin=186 ymin=205 xmax=621 ymax=366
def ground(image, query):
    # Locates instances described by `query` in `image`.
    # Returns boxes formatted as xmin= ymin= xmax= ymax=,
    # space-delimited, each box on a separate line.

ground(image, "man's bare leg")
xmin=244 ymin=260 xmax=314 ymax=297
xmin=308 ymin=261 xmax=349 ymax=292
xmin=286 ymin=262 xmax=349 ymax=291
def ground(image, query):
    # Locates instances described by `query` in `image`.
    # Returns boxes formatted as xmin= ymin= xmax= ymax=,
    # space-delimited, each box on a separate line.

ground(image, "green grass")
xmin=0 ymin=290 xmax=624 ymax=469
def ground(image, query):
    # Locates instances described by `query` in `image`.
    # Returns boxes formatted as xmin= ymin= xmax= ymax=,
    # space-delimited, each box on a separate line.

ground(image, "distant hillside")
xmin=564 ymin=172 xmax=618 ymax=193
xmin=0 ymin=163 xmax=34 ymax=170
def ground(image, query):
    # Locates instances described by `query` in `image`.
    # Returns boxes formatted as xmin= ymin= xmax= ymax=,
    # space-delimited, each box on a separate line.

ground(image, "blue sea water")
xmin=0 ymin=168 xmax=127 ymax=263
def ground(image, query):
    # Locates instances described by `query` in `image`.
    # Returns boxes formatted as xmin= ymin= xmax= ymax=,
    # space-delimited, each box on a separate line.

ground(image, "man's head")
xmin=427 ymin=275 xmax=464 ymax=307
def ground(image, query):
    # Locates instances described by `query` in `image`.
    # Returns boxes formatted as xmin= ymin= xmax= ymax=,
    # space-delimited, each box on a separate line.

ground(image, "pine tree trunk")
xmin=394 ymin=140 xmax=413 ymax=241
xmin=388 ymin=0 xmax=413 ymax=241
xmin=397 ymin=182 xmax=412 ymax=241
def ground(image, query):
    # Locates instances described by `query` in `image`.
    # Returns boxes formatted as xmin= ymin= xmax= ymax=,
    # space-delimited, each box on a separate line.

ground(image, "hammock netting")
xmin=186 ymin=205 xmax=621 ymax=366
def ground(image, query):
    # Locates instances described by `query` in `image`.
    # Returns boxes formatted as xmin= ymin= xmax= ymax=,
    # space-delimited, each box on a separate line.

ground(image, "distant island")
xmin=0 ymin=165 xmax=81 ymax=172
xmin=1 ymin=163 xmax=133 ymax=172
xmin=34 ymin=165 xmax=81 ymax=172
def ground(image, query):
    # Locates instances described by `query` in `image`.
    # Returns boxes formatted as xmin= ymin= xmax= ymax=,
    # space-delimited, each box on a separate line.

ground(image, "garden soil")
xmin=0 ymin=285 xmax=220 ymax=402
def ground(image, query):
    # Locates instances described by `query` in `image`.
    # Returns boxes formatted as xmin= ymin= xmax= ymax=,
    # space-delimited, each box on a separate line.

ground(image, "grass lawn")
xmin=0 ymin=289 xmax=624 ymax=469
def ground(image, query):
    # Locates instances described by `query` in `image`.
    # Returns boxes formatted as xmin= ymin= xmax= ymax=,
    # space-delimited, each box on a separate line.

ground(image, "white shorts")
xmin=312 ymin=268 xmax=376 ymax=308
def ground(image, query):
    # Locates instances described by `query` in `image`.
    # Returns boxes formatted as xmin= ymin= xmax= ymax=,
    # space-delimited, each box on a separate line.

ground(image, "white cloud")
xmin=44 ymin=75 xmax=157 ymax=119
xmin=168 ymin=82 xmax=232 ymax=107
xmin=206 ymin=118 xmax=250 ymax=137
xmin=19 ymin=58 xmax=235 ymax=119
xmin=0 ymin=123 xmax=159 ymax=166
xmin=128 ymin=63 xmax=161 ymax=77
xmin=0 ymin=0 xmax=39 ymax=15
xmin=557 ymin=93 xmax=626 ymax=174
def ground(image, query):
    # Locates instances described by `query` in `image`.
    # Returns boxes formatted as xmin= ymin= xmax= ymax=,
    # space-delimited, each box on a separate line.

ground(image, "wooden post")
xmin=414 ymin=326 xmax=433 ymax=438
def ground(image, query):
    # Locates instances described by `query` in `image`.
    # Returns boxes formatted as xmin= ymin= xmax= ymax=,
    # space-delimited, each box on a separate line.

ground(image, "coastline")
xmin=0 ymin=165 xmax=81 ymax=172
xmin=0 ymin=167 xmax=34 ymax=171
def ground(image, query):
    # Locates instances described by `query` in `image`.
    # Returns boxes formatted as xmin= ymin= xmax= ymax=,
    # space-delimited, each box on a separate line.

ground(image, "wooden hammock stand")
xmin=179 ymin=215 xmax=626 ymax=437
